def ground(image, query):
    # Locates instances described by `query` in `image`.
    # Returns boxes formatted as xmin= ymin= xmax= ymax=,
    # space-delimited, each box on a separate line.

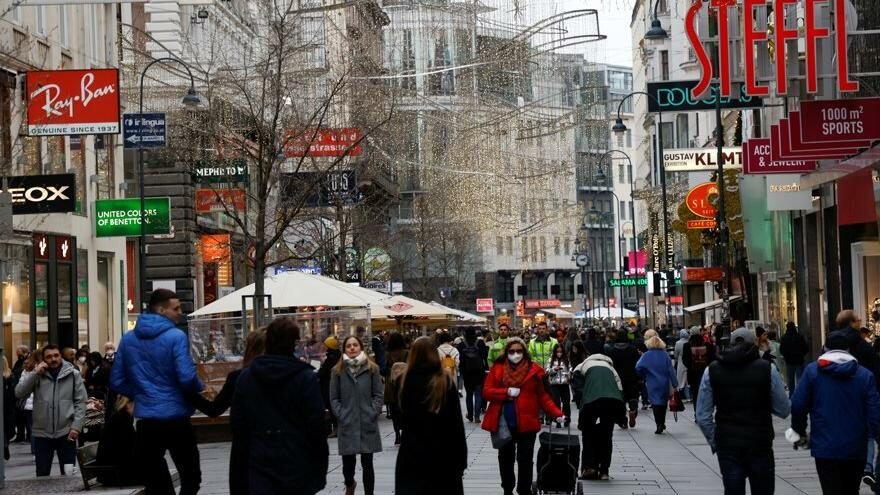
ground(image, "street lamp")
xmin=573 ymin=238 xmax=589 ymax=326
xmin=597 ymin=149 xmax=641 ymax=318
xmin=644 ymin=1 xmax=669 ymax=41
xmin=611 ymin=92 xmax=672 ymax=273
xmin=138 ymin=57 xmax=202 ymax=312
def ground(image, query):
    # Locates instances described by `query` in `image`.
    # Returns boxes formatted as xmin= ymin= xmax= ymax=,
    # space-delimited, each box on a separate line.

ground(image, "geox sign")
xmin=0 ymin=174 xmax=76 ymax=214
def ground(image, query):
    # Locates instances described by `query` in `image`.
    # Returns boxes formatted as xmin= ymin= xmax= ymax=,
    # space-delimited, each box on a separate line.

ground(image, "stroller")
xmin=534 ymin=422 xmax=581 ymax=495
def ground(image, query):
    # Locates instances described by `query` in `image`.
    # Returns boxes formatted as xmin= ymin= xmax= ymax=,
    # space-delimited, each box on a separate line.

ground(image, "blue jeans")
xmin=464 ymin=381 xmax=483 ymax=419
xmin=786 ymin=364 xmax=804 ymax=397
xmin=33 ymin=436 xmax=76 ymax=476
xmin=866 ymin=438 xmax=880 ymax=493
xmin=717 ymin=447 xmax=775 ymax=495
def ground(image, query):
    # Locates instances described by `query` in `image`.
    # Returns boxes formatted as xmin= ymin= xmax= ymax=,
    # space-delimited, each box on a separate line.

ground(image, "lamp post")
xmin=573 ymin=239 xmax=589 ymax=327
xmin=138 ymin=58 xmax=202 ymax=312
xmin=596 ymin=149 xmax=640 ymax=318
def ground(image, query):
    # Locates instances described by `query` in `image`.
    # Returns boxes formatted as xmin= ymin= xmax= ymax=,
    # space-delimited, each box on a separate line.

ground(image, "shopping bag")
xmin=491 ymin=413 xmax=513 ymax=449
xmin=669 ymin=389 xmax=685 ymax=412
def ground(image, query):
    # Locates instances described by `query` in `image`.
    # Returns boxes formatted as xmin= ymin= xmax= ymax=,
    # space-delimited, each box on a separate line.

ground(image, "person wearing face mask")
xmin=482 ymin=338 xmax=564 ymax=495
xmin=330 ymin=335 xmax=384 ymax=495
xmin=545 ymin=344 xmax=571 ymax=427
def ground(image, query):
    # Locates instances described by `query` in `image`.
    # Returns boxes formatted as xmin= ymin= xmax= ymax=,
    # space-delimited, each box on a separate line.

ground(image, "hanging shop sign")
xmin=766 ymin=174 xmax=813 ymax=211
xmin=771 ymin=124 xmax=863 ymax=163
xmin=524 ymin=299 xmax=561 ymax=309
xmin=95 ymin=197 xmax=171 ymax=237
xmin=663 ymin=147 xmax=743 ymax=172
xmin=193 ymin=160 xmax=249 ymax=183
xmin=475 ymin=298 xmax=495 ymax=313
xmin=283 ymin=128 xmax=363 ymax=158
xmin=647 ymin=80 xmax=764 ymax=113
xmin=786 ymin=115 xmax=870 ymax=156
xmin=685 ymin=0 xmax=858 ymax=98
xmin=0 ymin=174 xmax=76 ymax=214
xmin=26 ymin=69 xmax=120 ymax=136
xmin=687 ymin=219 xmax=717 ymax=229
xmin=282 ymin=170 xmax=359 ymax=207
xmin=122 ymin=112 xmax=166 ymax=149
xmin=609 ymin=277 xmax=647 ymax=287
xmin=686 ymin=182 xmax=719 ymax=219
xmin=682 ymin=267 xmax=724 ymax=282
xmin=744 ymin=139 xmax=817 ymax=174
xmin=799 ymin=98 xmax=880 ymax=143
xmin=195 ymin=189 xmax=247 ymax=213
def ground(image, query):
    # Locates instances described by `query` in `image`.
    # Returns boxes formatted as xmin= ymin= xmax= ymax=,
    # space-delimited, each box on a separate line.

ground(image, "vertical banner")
xmin=838 ymin=168 xmax=878 ymax=226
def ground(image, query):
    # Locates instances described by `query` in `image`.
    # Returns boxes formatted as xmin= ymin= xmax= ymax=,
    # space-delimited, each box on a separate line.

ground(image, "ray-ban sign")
xmin=26 ymin=69 xmax=120 ymax=136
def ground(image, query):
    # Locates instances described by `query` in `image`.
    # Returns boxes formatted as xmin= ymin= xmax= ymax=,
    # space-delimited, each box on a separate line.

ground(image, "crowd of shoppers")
xmin=11 ymin=300 xmax=880 ymax=495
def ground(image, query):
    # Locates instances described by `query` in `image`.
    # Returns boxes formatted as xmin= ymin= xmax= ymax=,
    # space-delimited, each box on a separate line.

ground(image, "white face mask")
xmin=77 ymin=357 xmax=86 ymax=364
xmin=508 ymin=352 xmax=524 ymax=364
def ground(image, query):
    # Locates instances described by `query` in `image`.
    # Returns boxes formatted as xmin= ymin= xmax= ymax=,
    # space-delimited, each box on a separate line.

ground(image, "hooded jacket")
xmin=570 ymin=354 xmax=623 ymax=408
xmin=791 ymin=350 xmax=880 ymax=461
xmin=231 ymin=354 xmax=329 ymax=495
xmin=608 ymin=341 xmax=641 ymax=401
xmin=779 ymin=327 xmax=809 ymax=366
xmin=110 ymin=313 xmax=204 ymax=420
xmin=15 ymin=360 xmax=87 ymax=438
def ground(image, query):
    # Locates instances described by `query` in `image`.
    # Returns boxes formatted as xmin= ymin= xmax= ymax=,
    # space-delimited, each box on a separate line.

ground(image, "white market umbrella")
xmin=189 ymin=272 xmax=449 ymax=319
xmin=583 ymin=307 xmax=637 ymax=319
xmin=429 ymin=301 xmax=487 ymax=323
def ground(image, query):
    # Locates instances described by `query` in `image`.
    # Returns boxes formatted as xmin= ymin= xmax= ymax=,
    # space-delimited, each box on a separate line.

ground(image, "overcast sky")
xmin=597 ymin=0 xmax=635 ymax=67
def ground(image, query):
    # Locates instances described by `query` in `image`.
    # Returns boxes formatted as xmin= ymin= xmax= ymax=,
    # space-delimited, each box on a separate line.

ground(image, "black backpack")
xmin=459 ymin=343 xmax=483 ymax=375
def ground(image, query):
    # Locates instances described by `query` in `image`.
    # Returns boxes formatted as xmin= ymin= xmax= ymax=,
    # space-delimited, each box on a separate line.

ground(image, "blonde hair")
xmin=645 ymin=336 xmax=666 ymax=349
xmin=1 ymin=356 xmax=10 ymax=379
xmin=643 ymin=329 xmax=657 ymax=341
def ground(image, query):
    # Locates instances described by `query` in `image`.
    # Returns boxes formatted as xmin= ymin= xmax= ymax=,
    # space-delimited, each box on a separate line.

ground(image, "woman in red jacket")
xmin=482 ymin=337 xmax=564 ymax=495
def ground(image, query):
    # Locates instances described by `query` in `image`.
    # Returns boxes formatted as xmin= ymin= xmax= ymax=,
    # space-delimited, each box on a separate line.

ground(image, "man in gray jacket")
xmin=16 ymin=344 xmax=87 ymax=476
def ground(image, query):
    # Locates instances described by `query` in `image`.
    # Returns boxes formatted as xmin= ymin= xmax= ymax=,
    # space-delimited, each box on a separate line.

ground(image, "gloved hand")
xmin=507 ymin=387 xmax=521 ymax=398
xmin=557 ymin=416 xmax=567 ymax=424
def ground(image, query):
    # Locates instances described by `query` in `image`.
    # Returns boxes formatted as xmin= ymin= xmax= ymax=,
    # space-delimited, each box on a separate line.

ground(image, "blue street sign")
xmin=123 ymin=113 xmax=167 ymax=149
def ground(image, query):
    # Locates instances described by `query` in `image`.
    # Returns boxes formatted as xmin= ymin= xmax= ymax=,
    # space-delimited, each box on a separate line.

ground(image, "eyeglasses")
xmin=508 ymin=350 xmax=524 ymax=355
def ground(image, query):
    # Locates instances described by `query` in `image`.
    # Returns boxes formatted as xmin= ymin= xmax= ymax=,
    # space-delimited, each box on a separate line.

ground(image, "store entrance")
xmin=31 ymin=234 xmax=78 ymax=349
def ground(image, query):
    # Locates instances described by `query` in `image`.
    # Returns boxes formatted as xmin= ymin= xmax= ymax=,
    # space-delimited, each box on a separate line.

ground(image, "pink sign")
xmin=744 ymin=138 xmax=816 ymax=174
xmin=627 ymin=251 xmax=646 ymax=276
xmin=799 ymin=97 xmax=880 ymax=143
xmin=475 ymin=298 xmax=494 ymax=313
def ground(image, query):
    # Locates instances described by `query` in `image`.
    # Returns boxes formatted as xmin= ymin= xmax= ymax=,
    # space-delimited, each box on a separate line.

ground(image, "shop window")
xmin=496 ymin=236 xmax=503 ymax=256
xmin=497 ymin=276 xmax=514 ymax=303
xmin=68 ymin=136 xmax=87 ymax=215
xmin=1 ymin=245 xmax=31 ymax=363
xmin=77 ymin=249 xmax=89 ymax=347
xmin=559 ymin=276 xmax=575 ymax=300
xmin=526 ymin=276 xmax=546 ymax=300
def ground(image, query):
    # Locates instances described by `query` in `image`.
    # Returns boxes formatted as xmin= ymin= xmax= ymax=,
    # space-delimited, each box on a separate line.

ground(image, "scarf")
xmin=344 ymin=351 xmax=368 ymax=376
xmin=502 ymin=360 xmax=530 ymax=387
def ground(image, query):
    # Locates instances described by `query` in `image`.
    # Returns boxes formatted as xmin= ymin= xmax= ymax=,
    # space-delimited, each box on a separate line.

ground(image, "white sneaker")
xmin=63 ymin=464 xmax=78 ymax=475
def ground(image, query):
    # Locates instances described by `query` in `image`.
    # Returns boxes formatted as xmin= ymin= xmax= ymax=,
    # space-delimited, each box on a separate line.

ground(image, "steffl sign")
xmin=685 ymin=0 xmax=858 ymax=98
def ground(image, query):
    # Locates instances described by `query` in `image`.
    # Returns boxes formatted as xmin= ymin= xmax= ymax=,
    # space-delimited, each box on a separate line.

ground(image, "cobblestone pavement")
xmin=2 ymin=401 xmax=874 ymax=494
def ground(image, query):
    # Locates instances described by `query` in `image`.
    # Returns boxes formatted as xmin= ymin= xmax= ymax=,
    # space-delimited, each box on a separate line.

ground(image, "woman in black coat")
xmin=395 ymin=336 xmax=467 ymax=495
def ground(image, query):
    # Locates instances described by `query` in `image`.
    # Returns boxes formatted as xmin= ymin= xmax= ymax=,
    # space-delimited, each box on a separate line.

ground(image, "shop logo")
xmin=38 ymin=237 xmax=48 ymax=257
xmin=0 ymin=185 xmax=71 ymax=203
xmin=60 ymin=239 xmax=69 ymax=258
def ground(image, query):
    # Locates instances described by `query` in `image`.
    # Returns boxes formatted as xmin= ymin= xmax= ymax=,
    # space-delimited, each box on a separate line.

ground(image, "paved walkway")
xmin=1 ymin=402 xmax=872 ymax=494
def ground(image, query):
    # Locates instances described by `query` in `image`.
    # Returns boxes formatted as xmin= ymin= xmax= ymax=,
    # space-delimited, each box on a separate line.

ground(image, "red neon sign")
xmin=686 ymin=0 xmax=858 ymax=98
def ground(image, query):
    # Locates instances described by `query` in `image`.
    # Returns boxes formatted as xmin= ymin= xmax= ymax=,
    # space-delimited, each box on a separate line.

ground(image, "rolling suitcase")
xmin=534 ymin=422 xmax=580 ymax=494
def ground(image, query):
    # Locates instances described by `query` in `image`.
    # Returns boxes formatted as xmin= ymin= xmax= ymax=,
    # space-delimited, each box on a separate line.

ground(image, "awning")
xmin=684 ymin=296 xmax=743 ymax=314
xmin=539 ymin=308 xmax=576 ymax=319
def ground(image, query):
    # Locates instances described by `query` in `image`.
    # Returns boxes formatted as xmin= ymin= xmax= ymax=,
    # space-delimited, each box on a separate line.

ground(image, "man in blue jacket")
xmin=790 ymin=331 xmax=880 ymax=495
xmin=111 ymin=289 xmax=204 ymax=495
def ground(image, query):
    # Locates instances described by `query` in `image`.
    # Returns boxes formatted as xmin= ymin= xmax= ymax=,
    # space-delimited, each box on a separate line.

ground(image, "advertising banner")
xmin=770 ymin=125 xmax=852 ymax=162
xmin=682 ymin=267 xmax=724 ymax=282
xmin=0 ymin=174 xmax=76 ymax=214
xmin=284 ymin=128 xmax=363 ymax=157
xmin=195 ymin=189 xmax=247 ymax=213
xmin=799 ymin=97 xmax=880 ymax=143
xmin=663 ymin=147 xmax=743 ymax=172
xmin=26 ymin=69 xmax=120 ymax=136
xmin=475 ymin=298 xmax=494 ymax=313
xmin=95 ymin=197 xmax=171 ymax=237
xmin=743 ymin=138 xmax=816 ymax=174
xmin=786 ymin=116 xmax=870 ymax=155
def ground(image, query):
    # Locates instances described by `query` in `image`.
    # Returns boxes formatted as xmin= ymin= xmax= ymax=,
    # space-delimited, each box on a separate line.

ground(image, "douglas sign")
xmin=685 ymin=0 xmax=857 ymax=98
xmin=26 ymin=69 xmax=120 ymax=136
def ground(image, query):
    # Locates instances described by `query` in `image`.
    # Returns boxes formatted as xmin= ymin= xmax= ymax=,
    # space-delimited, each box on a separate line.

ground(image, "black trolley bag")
xmin=534 ymin=422 xmax=580 ymax=494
